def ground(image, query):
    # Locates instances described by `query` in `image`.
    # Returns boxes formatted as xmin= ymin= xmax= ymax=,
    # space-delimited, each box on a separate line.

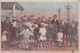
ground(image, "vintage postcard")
xmin=0 ymin=0 xmax=79 ymax=53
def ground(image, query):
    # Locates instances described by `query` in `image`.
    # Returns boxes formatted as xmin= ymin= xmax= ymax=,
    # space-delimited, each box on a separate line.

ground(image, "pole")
xmin=66 ymin=5 xmax=72 ymax=21
xmin=12 ymin=3 xmax=16 ymax=17
xmin=58 ymin=8 xmax=62 ymax=20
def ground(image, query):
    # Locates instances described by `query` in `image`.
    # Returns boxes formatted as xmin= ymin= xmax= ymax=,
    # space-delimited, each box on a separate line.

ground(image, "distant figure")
xmin=63 ymin=20 xmax=71 ymax=46
xmin=52 ymin=23 xmax=58 ymax=43
xmin=70 ymin=22 xmax=77 ymax=46
xmin=46 ymin=26 xmax=53 ymax=44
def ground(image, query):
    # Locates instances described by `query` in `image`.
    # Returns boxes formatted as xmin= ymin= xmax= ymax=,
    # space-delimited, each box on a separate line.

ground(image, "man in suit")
xmin=50 ymin=15 xmax=59 ymax=43
xmin=50 ymin=15 xmax=59 ymax=29
xmin=63 ymin=20 xmax=72 ymax=46
xmin=3 ymin=16 xmax=16 ymax=48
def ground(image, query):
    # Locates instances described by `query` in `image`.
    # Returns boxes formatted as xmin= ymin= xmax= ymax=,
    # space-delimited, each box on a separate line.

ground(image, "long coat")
xmin=70 ymin=25 xmax=77 ymax=41
xmin=50 ymin=19 xmax=59 ymax=28
xmin=63 ymin=22 xmax=71 ymax=35
xmin=3 ymin=20 xmax=16 ymax=42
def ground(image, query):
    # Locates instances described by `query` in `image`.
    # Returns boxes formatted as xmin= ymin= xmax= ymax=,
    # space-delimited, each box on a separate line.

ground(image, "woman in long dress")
xmin=70 ymin=22 xmax=77 ymax=46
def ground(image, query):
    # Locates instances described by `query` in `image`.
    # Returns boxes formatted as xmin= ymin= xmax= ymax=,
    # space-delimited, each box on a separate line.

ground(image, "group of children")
xmin=18 ymin=20 xmax=64 ymax=49
xmin=1 ymin=15 xmax=78 ymax=50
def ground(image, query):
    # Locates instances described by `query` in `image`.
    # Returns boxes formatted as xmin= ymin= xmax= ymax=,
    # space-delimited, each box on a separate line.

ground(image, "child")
xmin=39 ymin=23 xmax=47 ymax=47
xmin=28 ymin=35 xmax=35 ymax=51
xmin=19 ymin=25 xmax=30 ymax=50
xmin=57 ymin=29 xmax=63 ymax=47
xmin=29 ymin=25 xmax=35 ymax=36
xmin=1 ymin=31 xmax=7 ymax=48
xmin=34 ymin=24 xmax=39 ymax=46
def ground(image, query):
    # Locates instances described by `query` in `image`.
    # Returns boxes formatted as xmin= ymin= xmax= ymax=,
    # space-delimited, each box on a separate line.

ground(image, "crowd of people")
xmin=1 ymin=15 xmax=78 ymax=50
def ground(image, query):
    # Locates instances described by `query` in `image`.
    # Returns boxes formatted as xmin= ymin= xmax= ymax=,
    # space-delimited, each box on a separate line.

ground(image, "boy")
xmin=34 ymin=24 xmax=39 ymax=46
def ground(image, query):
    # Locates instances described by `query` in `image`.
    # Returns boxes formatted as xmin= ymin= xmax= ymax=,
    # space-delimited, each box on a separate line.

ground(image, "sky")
xmin=1 ymin=2 xmax=78 ymax=21
xmin=19 ymin=2 xmax=78 ymax=20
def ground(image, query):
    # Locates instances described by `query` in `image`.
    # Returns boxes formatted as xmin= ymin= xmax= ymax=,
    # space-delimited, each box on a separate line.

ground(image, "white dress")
xmin=29 ymin=27 xmax=35 ymax=36
xmin=39 ymin=27 xmax=47 ymax=41
xmin=24 ymin=22 xmax=34 ymax=36
xmin=57 ymin=32 xmax=63 ymax=42
xmin=20 ymin=29 xmax=30 ymax=48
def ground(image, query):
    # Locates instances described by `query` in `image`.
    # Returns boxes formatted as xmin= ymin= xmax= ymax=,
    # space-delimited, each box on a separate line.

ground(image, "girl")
xmin=39 ymin=23 xmax=47 ymax=47
xmin=1 ymin=31 xmax=7 ymax=48
xmin=19 ymin=25 xmax=30 ymax=50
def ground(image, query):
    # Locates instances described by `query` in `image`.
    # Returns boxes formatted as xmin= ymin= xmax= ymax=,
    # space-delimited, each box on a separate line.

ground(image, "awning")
xmin=1 ymin=2 xmax=24 ymax=10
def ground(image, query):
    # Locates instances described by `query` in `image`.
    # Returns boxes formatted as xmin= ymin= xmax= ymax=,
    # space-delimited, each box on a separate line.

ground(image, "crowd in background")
xmin=1 ymin=15 xmax=78 ymax=50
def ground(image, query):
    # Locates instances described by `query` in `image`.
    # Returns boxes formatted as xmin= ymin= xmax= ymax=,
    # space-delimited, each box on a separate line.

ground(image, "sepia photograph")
xmin=1 ymin=2 xmax=78 ymax=51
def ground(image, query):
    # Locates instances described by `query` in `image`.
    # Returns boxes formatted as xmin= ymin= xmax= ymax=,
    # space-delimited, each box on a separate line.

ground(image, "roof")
xmin=1 ymin=2 xmax=24 ymax=10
